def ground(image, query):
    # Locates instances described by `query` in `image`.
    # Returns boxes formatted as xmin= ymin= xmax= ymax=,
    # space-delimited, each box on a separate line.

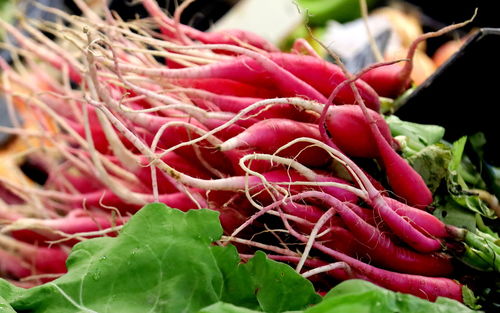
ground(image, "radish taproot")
xmin=360 ymin=12 xmax=476 ymax=98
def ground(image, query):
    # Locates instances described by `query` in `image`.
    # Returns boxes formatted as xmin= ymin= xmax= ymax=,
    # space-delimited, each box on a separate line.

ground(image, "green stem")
xmin=475 ymin=214 xmax=499 ymax=239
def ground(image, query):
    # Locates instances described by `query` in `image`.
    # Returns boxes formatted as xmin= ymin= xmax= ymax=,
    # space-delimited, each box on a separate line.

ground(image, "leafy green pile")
xmin=0 ymin=204 xmax=479 ymax=313
xmin=387 ymin=116 xmax=500 ymax=311
xmin=386 ymin=116 xmax=498 ymax=220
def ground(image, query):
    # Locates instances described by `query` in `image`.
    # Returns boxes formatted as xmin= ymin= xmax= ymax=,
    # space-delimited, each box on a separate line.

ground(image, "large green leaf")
xmin=304 ymin=280 xmax=478 ymax=313
xmin=0 ymin=204 xmax=319 ymax=313
xmin=211 ymin=247 xmax=320 ymax=312
xmin=386 ymin=115 xmax=445 ymax=153
xmin=197 ymin=280 xmax=478 ymax=313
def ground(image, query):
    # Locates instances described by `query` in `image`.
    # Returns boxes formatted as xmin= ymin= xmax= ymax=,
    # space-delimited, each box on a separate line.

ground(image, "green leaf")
xmin=0 ymin=296 xmax=15 ymax=313
xmin=433 ymin=197 xmax=477 ymax=232
xmin=0 ymin=204 xmax=319 ymax=313
xmin=386 ymin=115 xmax=445 ymax=153
xmin=483 ymin=164 xmax=500 ymax=202
xmin=450 ymin=137 xmax=468 ymax=171
xmin=243 ymin=251 xmax=320 ymax=312
xmin=210 ymin=247 xmax=321 ymax=312
xmin=198 ymin=302 xmax=262 ymax=313
xmin=446 ymin=138 xmax=496 ymax=219
xmin=461 ymin=285 xmax=483 ymax=310
xmin=469 ymin=132 xmax=500 ymax=201
xmin=297 ymin=0 xmax=381 ymax=25
xmin=304 ymin=280 xmax=478 ymax=313
xmin=6 ymin=204 xmax=225 ymax=313
xmin=407 ymin=144 xmax=452 ymax=193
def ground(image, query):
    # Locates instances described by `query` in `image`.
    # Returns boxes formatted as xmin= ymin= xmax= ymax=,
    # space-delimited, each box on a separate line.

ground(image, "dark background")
xmin=394 ymin=1 xmax=500 ymax=165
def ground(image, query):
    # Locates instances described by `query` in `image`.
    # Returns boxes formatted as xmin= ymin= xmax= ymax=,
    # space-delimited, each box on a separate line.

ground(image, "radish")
xmin=279 ymin=210 xmax=463 ymax=302
xmin=113 ymin=54 xmax=329 ymax=103
xmin=245 ymin=169 xmax=357 ymax=204
xmin=186 ymin=90 xmax=319 ymax=123
xmin=64 ymin=189 xmax=201 ymax=213
xmin=219 ymin=118 xmax=331 ymax=167
xmin=134 ymin=153 xmax=213 ymax=194
xmin=360 ymin=13 xmax=476 ymax=98
xmin=342 ymin=93 xmax=437 ymax=248
xmin=63 ymin=173 xmax=104 ymax=194
xmin=0 ymin=249 xmax=31 ymax=279
xmin=325 ymin=105 xmax=395 ymax=158
xmin=332 ymin=200 xmax=453 ymax=276
xmin=281 ymin=201 xmax=332 ymax=224
xmin=172 ymin=78 xmax=278 ymax=98
xmin=278 ymin=190 xmax=451 ymax=276
xmin=268 ymin=53 xmax=380 ymax=111
xmin=384 ymin=197 xmax=448 ymax=238
xmin=340 ymin=66 xmax=434 ymax=208
xmin=305 ymin=225 xmax=362 ymax=257
xmin=373 ymin=127 xmax=433 ymax=208
xmin=142 ymin=0 xmax=279 ymax=52
xmin=187 ymin=29 xmax=280 ymax=53
xmin=0 ymin=235 xmax=68 ymax=276
xmin=6 ymin=213 xmax=123 ymax=246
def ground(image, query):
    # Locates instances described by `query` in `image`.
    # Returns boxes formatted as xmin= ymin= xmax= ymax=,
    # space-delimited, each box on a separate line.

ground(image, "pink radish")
xmin=0 ymin=249 xmax=31 ymax=279
xmin=360 ymin=14 xmax=476 ymax=98
xmin=134 ymin=153 xmax=213 ymax=194
xmin=268 ymin=53 xmax=380 ymax=111
xmin=219 ymin=118 xmax=331 ymax=167
xmin=256 ymin=169 xmax=358 ymax=204
xmin=0 ymin=235 xmax=68 ymax=276
xmin=9 ymin=214 xmax=125 ymax=246
xmin=384 ymin=197 xmax=448 ymax=238
xmin=325 ymin=105 xmax=396 ymax=158
xmin=340 ymin=73 xmax=433 ymax=208
xmin=142 ymin=0 xmax=278 ymax=52
xmin=332 ymin=201 xmax=453 ymax=276
xmin=64 ymin=189 xmax=199 ymax=213
xmin=189 ymin=92 xmax=319 ymax=123
xmin=281 ymin=213 xmax=463 ymax=302
xmin=173 ymin=78 xmax=278 ymax=98
xmin=117 ymin=54 xmax=329 ymax=103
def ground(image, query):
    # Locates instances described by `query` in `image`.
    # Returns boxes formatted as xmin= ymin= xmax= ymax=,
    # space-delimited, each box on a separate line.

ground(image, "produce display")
xmin=0 ymin=0 xmax=498 ymax=312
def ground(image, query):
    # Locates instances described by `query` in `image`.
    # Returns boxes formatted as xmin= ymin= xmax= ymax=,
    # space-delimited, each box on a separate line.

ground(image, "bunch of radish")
xmin=0 ymin=0 xmax=491 ymax=303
